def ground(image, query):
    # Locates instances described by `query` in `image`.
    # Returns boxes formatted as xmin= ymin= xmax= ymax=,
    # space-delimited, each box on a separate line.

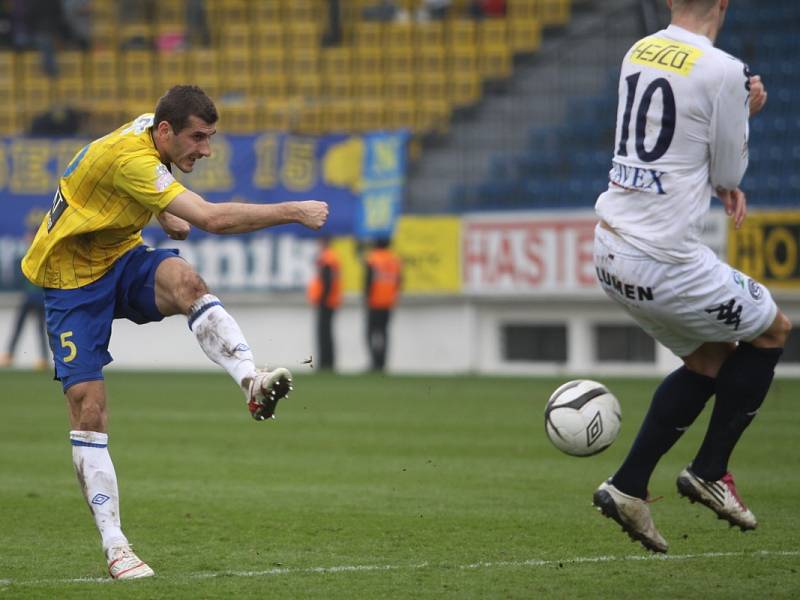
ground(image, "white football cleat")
xmin=247 ymin=367 xmax=293 ymax=421
xmin=593 ymin=480 xmax=668 ymax=553
xmin=676 ymin=467 xmax=757 ymax=530
xmin=107 ymin=544 xmax=154 ymax=580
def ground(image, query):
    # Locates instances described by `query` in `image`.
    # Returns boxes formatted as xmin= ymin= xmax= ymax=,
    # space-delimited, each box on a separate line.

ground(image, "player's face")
xmin=169 ymin=115 xmax=216 ymax=173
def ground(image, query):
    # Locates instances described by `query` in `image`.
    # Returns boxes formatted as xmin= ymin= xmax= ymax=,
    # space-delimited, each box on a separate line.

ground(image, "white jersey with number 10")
xmin=595 ymin=24 xmax=751 ymax=264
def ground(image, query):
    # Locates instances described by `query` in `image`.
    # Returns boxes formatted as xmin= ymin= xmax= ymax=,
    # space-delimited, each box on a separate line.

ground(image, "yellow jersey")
xmin=21 ymin=114 xmax=186 ymax=289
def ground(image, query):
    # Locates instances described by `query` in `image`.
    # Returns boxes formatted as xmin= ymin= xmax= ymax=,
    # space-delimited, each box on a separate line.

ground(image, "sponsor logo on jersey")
xmin=705 ymin=298 xmax=742 ymax=331
xmin=596 ymin=267 xmax=654 ymax=301
xmin=747 ymin=278 xmax=763 ymax=301
xmin=155 ymin=163 xmax=176 ymax=192
xmin=732 ymin=270 xmax=745 ymax=288
xmin=629 ymin=36 xmax=703 ymax=76
xmin=609 ymin=160 xmax=667 ymax=194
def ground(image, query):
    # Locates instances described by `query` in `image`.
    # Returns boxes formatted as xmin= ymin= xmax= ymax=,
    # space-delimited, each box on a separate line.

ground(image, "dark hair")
xmin=154 ymin=85 xmax=218 ymax=133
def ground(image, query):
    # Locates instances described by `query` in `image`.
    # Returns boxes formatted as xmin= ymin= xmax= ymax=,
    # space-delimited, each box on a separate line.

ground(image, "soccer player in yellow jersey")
xmin=21 ymin=85 xmax=329 ymax=579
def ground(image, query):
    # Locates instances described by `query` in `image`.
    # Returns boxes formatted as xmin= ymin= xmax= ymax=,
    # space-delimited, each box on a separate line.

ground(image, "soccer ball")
xmin=544 ymin=379 xmax=621 ymax=457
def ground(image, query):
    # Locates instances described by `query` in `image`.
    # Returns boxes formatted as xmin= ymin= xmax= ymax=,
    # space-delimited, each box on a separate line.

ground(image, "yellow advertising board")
xmin=728 ymin=211 xmax=800 ymax=289
xmin=332 ymin=215 xmax=462 ymax=294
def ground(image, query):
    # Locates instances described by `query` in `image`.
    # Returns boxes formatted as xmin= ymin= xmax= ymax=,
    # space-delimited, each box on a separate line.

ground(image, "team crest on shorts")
xmin=747 ymin=278 xmax=763 ymax=301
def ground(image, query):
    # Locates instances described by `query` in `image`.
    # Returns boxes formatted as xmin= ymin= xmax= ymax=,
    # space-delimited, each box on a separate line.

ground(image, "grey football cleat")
xmin=676 ymin=467 xmax=757 ymax=531
xmin=107 ymin=544 xmax=154 ymax=580
xmin=593 ymin=480 xmax=668 ymax=553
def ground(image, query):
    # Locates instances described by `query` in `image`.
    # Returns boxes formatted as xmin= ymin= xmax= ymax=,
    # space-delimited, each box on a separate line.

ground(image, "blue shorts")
xmin=44 ymin=245 xmax=181 ymax=391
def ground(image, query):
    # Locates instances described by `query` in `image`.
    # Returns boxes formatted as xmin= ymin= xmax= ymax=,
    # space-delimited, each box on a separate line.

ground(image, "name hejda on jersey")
xmin=609 ymin=160 xmax=667 ymax=194
xmin=596 ymin=267 xmax=654 ymax=302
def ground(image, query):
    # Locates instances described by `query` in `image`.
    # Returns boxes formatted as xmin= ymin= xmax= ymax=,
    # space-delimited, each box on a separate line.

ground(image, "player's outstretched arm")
xmin=163 ymin=189 xmax=329 ymax=234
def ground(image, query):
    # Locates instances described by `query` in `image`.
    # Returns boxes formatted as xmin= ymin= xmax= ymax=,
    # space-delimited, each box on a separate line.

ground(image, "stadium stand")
xmin=447 ymin=0 xmax=800 ymax=212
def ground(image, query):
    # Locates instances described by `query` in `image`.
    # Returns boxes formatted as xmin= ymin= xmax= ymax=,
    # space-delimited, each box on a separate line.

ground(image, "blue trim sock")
xmin=691 ymin=342 xmax=782 ymax=481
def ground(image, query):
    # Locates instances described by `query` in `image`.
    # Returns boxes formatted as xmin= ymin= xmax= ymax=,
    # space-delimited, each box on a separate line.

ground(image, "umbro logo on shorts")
xmin=705 ymin=298 xmax=742 ymax=331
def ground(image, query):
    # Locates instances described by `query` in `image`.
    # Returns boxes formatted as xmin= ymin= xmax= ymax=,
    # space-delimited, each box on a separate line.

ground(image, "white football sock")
xmin=70 ymin=431 xmax=128 ymax=553
xmin=188 ymin=294 xmax=256 ymax=388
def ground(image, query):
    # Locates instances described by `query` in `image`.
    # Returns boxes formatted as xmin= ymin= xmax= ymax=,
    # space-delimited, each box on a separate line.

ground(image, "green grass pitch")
xmin=1 ymin=370 xmax=798 ymax=598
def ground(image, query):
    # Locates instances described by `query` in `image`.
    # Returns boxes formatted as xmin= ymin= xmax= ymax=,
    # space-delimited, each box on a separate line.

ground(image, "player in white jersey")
xmin=590 ymin=0 xmax=791 ymax=553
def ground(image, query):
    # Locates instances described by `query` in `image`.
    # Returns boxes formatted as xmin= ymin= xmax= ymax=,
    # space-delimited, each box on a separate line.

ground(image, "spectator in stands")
xmin=323 ymin=0 xmax=342 ymax=46
xmin=61 ymin=0 xmax=90 ymax=49
xmin=362 ymin=1 xmax=401 ymax=22
xmin=470 ymin=0 xmax=507 ymax=18
xmin=364 ymin=239 xmax=402 ymax=372
xmin=1 ymin=212 xmax=49 ymax=371
xmin=185 ymin=0 xmax=210 ymax=48
xmin=592 ymin=0 xmax=789 ymax=555
xmin=417 ymin=0 xmax=452 ymax=21
xmin=307 ymin=237 xmax=342 ymax=371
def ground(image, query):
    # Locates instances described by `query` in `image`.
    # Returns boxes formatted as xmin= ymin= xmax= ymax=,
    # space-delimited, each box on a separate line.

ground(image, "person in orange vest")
xmin=364 ymin=238 xmax=402 ymax=371
xmin=307 ymin=237 xmax=342 ymax=370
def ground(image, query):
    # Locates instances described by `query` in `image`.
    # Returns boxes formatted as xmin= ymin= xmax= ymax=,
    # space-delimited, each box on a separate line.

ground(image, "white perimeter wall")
xmin=4 ymin=292 xmax=800 ymax=377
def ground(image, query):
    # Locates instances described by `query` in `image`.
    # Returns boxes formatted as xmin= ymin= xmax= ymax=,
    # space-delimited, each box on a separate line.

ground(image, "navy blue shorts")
xmin=44 ymin=245 xmax=181 ymax=391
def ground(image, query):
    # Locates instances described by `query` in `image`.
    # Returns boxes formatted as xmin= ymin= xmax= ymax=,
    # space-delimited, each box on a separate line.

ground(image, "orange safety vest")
xmin=307 ymin=247 xmax=342 ymax=309
xmin=366 ymin=248 xmax=402 ymax=309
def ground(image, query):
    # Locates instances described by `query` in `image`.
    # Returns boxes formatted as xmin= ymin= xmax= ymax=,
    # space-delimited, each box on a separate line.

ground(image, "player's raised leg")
xmin=153 ymin=257 xmax=292 ymax=420
xmin=66 ymin=381 xmax=154 ymax=579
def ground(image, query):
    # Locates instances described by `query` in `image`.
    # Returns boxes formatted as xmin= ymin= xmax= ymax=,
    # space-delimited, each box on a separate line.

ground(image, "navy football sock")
xmin=612 ymin=366 xmax=715 ymax=499
xmin=691 ymin=342 xmax=782 ymax=481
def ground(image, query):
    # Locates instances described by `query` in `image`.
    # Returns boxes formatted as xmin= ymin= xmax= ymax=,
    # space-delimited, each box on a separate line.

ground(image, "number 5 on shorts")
xmin=60 ymin=331 xmax=77 ymax=363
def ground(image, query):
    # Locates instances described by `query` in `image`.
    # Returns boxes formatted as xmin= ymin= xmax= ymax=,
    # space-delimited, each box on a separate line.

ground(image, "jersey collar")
xmin=665 ymin=24 xmax=713 ymax=48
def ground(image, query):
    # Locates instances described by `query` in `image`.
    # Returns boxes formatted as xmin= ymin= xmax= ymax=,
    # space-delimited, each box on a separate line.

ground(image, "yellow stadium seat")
xmin=56 ymin=51 xmax=85 ymax=80
xmin=418 ymin=46 xmax=447 ymax=75
xmin=479 ymin=44 xmax=513 ymax=80
xmin=21 ymin=79 xmax=53 ymax=113
xmin=19 ymin=51 xmax=46 ymax=81
xmin=447 ymin=19 xmax=477 ymax=48
xmin=286 ymin=1 xmax=317 ymax=24
xmin=449 ymin=45 xmax=479 ymax=76
xmin=0 ymin=51 xmax=14 ymax=82
xmin=252 ymin=48 xmax=287 ymax=77
xmin=450 ymin=72 xmax=482 ymax=107
xmin=250 ymin=0 xmax=283 ymax=23
xmin=85 ymin=100 xmax=126 ymax=134
xmin=88 ymin=75 xmax=121 ymax=101
xmin=321 ymin=47 xmax=352 ymax=76
xmin=510 ymin=18 xmax=542 ymax=54
xmin=0 ymin=104 xmax=22 ymax=135
xmin=478 ymin=18 xmax=508 ymax=48
xmin=253 ymin=73 xmax=290 ymax=99
xmin=385 ymin=74 xmax=416 ymax=101
xmin=322 ymin=99 xmax=355 ymax=133
xmin=354 ymin=22 xmax=383 ymax=49
xmin=290 ymin=74 xmax=323 ymax=100
xmin=353 ymin=47 xmax=384 ymax=76
xmin=539 ymin=0 xmax=571 ymax=26
xmin=252 ymin=23 xmax=285 ymax=50
xmin=155 ymin=0 xmax=185 ymax=25
xmin=417 ymin=72 xmax=449 ymax=103
xmin=259 ymin=99 xmax=294 ymax=132
xmin=220 ymin=24 xmax=251 ymax=51
xmin=0 ymin=81 xmax=14 ymax=106
xmin=385 ymin=47 xmax=415 ymax=76
xmin=295 ymin=103 xmax=324 ymax=135
xmin=220 ymin=101 xmax=258 ymax=133
xmin=417 ymin=98 xmax=451 ymax=135
xmin=119 ymin=24 xmax=154 ymax=49
xmin=89 ymin=50 xmax=119 ymax=82
xmin=322 ymin=72 xmax=354 ymax=99
xmin=217 ymin=0 xmax=249 ymax=25
xmin=386 ymin=22 xmax=414 ymax=49
xmin=121 ymin=50 xmax=155 ymax=80
xmin=187 ymin=49 xmax=219 ymax=79
xmin=221 ymin=55 xmax=255 ymax=98
xmin=156 ymin=51 xmax=189 ymax=90
xmin=288 ymin=22 xmax=321 ymax=51
xmin=415 ymin=21 xmax=444 ymax=48
xmin=122 ymin=77 xmax=158 ymax=105
xmin=287 ymin=49 xmax=320 ymax=77
xmin=384 ymin=99 xmax=417 ymax=132
xmin=124 ymin=100 xmax=156 ymax=120
xmin=54 ymin=75 xmax=88 ymax=105
xmin=353 ymin=74 xmax=384 ymax=100
xmin=354 ymin=99 xmax=385 ymax=132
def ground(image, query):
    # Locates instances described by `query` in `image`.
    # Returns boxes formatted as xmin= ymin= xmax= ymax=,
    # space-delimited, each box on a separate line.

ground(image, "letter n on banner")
xmin=355 ymin=131 xmax=409 ymax=240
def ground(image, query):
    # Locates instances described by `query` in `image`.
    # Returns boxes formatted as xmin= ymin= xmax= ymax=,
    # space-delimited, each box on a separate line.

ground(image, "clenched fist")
xmin=298 ymin=200 xmax=329 ymax=230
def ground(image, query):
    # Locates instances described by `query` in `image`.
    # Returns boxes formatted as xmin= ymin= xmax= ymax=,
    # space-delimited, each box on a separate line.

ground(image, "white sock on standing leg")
xmin=188 ymin=294 xmax=257 ymax=389
xmin=70 ymin=431 xmax=128 ymax=554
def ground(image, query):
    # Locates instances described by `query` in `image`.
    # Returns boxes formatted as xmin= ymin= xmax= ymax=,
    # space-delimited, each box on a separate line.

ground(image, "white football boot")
xmin=107 ymin=544 xmax=154 ymax=580
xmin=593 ymin=480 xmax=668 ymax=553
xmin=676 ymin=467 xmax=757 ymax=530
xmin=247 ymin=367 xmax=293 ymax=421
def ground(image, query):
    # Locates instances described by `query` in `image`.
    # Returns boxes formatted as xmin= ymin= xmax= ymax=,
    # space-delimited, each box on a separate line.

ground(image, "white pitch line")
xmin=1 ymin=550 xmax=798 ymax=587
